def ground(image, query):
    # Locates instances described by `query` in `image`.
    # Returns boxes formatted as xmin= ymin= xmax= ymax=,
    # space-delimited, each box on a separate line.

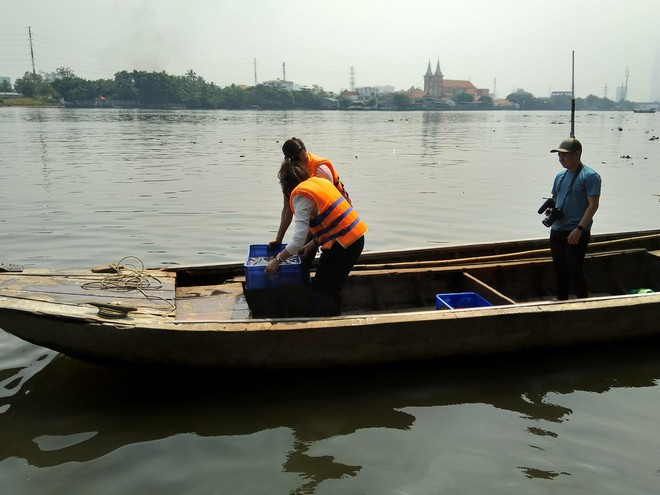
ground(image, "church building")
xmin=423 ymin=60 xmax=489 ymax=100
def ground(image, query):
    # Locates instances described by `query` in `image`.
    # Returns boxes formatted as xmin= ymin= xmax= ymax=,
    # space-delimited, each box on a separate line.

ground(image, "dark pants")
xmin=311 ymin=236 xmax=365 ymax=316
xmin=550 ymin=229 xmax=591 ymax=300
xmin=299 ymin=239 xmax=318 ymax=285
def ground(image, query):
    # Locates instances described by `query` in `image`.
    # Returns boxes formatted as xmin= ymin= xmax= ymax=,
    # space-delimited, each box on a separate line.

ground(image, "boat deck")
xmin=175 ymin=247 xmax=660 ymax=320
xmin=0 ymin=268 xmax=177 ymax=320
xmin=2 ymin=248 xmax=659 ymax=324
xmin=176 ymin=281 xmax=251 ymax=321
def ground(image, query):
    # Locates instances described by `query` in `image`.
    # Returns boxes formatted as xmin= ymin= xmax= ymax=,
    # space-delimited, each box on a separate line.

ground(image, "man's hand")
xmin=567 ymin=229 xmax=582 ymax=245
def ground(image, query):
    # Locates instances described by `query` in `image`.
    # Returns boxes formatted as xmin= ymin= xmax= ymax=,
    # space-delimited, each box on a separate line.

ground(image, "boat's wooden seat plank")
xmin=461 ymin=272 xmax=517 ymax=305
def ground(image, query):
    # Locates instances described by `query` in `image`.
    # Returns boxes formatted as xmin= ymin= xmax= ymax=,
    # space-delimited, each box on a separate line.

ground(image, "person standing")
xmin=265 ymin=157 xmax=366 ymax=316
xmin=544 ymin=137 xmax=601 ymax=300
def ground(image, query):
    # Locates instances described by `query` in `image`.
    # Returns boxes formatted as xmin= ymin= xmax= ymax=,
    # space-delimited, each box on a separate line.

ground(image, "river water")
xmin=0 ymin=108 xmax=659 ymax=494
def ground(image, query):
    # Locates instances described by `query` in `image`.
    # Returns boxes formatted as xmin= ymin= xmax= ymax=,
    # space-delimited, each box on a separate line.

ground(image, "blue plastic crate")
xmin=436 ymin=292 xmax=492 ymax=310
xmin=244 ymin=244 xmax=308 ymax=290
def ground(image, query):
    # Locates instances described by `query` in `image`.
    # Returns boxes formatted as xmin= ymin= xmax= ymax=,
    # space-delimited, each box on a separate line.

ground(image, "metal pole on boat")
xmin=570 ymin=50 xmax=575 ymax=138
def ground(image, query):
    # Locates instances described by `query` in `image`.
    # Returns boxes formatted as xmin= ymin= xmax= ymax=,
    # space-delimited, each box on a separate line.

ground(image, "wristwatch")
xmin=576 ymin=225 xmax=584 ymax=231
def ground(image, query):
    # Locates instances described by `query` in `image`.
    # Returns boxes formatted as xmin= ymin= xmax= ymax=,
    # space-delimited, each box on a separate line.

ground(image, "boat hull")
xmin=2 ymin=229 xmax=660 ymax=369
xmin=1 ymin=294 xmax=659 ymax=369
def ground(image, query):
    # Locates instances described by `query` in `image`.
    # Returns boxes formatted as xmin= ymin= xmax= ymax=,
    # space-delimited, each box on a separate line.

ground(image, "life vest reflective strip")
xmin=291 ymin=177 xmax=367 ymax=249
xmin=307 ymin=152 xmax=352 ymax=205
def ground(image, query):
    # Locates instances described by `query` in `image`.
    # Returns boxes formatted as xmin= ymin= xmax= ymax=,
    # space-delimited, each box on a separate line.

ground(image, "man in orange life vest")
xmin=265 ymin=156 xmax=367 ymax=316
xmin=268 ymin=138 xmax=351 ymax=270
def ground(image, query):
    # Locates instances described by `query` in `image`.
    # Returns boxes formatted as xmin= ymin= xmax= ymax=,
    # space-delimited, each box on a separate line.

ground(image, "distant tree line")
xmin=9 ymin=67 xmax=335 ymax=110
xmin=504 ymin=90 xmax=630 ymax=111
xmin=4 ymin=67 xmax=639 ymax=111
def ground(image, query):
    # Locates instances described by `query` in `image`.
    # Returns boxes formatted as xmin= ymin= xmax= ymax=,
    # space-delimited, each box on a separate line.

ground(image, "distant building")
xmin=0 ymin=75 xmax=18 ymax=96
xmin=375 ymin=85 xmax=395 ymax=94
xmin=340 ymin=90 xmax=372 ymax=109
xmin=321 ymin=97 xmax=339 ymax=109
xmin=340 ymin=90 xmax=360 ymax=101
xmin=423 ymin=60 xmax=490 ymax=100
xmin=262 ymin=79 xmax=294 ymax=90
xmin=493 ymin=99 xmax=515 ymax=108
xmin=0 ymin=76 xmax=11 ymax=87
xmin=356 ymin=87 xmax=380 ymax=98
xmin=406 ymin=88 xmax=426 ymax=99
xmin=0 ymin=92 xmax=23 ymax=99
xmin=424 ymin=61 xmax=443 ymax=97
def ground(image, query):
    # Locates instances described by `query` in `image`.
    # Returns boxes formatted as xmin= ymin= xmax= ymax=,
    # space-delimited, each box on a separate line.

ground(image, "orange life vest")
xmin=290 ymin=177 xmax=367 ymax=250
xmin=306 ymin=152 xmax=351 ymax=204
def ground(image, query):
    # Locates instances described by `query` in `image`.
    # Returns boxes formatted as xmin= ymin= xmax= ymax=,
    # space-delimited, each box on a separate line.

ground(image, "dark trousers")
xmin=300 ymin=239 xmax=318 ymax=285
xmin=550 ymin=229 xmax=591 ymax=300
xmin=311 ymin=236 xmax=365 ymax=316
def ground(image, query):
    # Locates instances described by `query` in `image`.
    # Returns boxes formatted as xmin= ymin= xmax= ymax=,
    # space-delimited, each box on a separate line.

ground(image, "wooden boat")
xmin=1 ymin=229 xmax=660 ymax=370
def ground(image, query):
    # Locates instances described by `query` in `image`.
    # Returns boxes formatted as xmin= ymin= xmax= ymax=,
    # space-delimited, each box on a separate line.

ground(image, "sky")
xmin=2 ymin=0 xmax=659 ymax=102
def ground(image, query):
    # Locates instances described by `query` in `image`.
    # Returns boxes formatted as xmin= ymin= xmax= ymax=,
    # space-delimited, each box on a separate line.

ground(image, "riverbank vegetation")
xmin=2 ymin=67 xmax=644 ymax=111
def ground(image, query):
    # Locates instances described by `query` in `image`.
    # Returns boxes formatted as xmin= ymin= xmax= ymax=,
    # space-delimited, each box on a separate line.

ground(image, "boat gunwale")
xmin=164 ymin=230 xmax=660 ymax=273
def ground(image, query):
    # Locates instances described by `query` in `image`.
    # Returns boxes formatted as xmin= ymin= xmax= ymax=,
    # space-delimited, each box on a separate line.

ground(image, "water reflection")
xmin=1 ymin=338 xmax=659 ymax=492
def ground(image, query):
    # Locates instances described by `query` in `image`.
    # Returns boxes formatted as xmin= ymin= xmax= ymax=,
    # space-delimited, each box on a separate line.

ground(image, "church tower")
xmin=432 ymin=59 xmax=444 ymax=98
xmin=423 ymin=61 xmax=434 ymax=95
xmin=424 ymin=59 xmax=444 ymax=97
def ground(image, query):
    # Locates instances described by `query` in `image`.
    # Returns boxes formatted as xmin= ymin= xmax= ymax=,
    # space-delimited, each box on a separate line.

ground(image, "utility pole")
xmin=28 ymin=26 xmax=36 ymax=75
xmin=253 ymin=58 xmax=257 ymax=85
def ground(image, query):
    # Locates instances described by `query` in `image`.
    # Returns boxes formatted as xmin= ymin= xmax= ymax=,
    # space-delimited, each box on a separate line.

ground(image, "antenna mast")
xmin=349 ymin=66 xmax=355 ymax=92
xmin=622 ymin=67 xmax=629 ymax=102
xmin=28 ymin=26 xmax=36 ymax=75
xmin=570 ymin=50 xmax=575 ymax=138
xmin=253 ymin=58 xmax=257 ymax=85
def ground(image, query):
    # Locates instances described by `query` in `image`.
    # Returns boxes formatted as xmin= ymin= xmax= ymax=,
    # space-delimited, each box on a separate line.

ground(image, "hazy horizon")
xmin=2 ymin=0 xmax=659 ymax=102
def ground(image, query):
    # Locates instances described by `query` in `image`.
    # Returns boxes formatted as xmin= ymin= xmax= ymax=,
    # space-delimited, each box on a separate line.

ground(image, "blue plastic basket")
xmin=436 ymin=292 xmax=492 ymax=310
xmin=244 ymin=244 xmax=308 ymax=290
